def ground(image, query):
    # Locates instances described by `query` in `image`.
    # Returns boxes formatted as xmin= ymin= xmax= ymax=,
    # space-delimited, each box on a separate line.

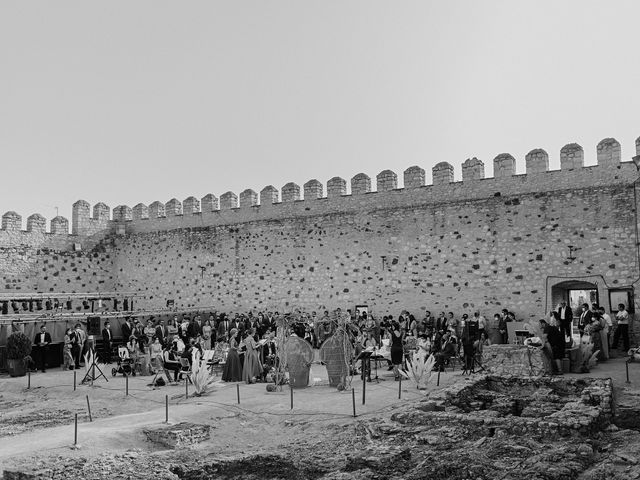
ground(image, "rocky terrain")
xmin=3 ymin=372 xmax=640 ymax=480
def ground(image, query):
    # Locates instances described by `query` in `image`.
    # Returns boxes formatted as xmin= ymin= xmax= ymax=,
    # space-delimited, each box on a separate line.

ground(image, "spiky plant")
xmin=191 ymin=350 xmax=217 ymax=396
xmin=399 ymin=352 xmax=436 ymax=390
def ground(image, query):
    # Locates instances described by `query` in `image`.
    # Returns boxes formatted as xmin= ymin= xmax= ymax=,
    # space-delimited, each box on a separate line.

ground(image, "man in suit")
xmin=72 ymin=323 xmax=86 ymax=369
xmin=577 ymin=303 xmax=592 ymax=337
xmin=217 ymin=314 xmax=230 ymax=341
xmin=33 ymin=324 xmax=52 ymax=372
xmin=187 ymin=315 xmax=202 ymax=339
xmin=121 ymin=316 xmax=133 ymax=343
xmin=102 ymin=321 xmax=113 ymax=364
xmin=556 ymin=301 xmax=573 ymax=338
xmin=155 ymin=319 xmax=167 ymax=346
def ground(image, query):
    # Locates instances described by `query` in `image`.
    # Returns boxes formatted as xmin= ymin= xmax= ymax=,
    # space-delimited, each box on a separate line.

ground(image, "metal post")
xmin=352 ymin=388 xmax=356 ymax=417
xmin=86 ymin=395 xmax=92 ymax=422
xmin=626 ymin=360 xmax=631 ymax=384
xmin=185 ymin=377 xmax=189 ymax=398
xmin=165 ymin=395 xmax=169 ymax=423
xmin=27 ymin=371 xmax=31 ymax=389
xmin=437 ymin=369 xmax=441 ymax=387
xmin=237 ymin=384 xmax=240 ymax=404
xmin=74 ymin=371 xmax=77 ymax=391
xmin=74 ymin=413 xmax=78 ymax=446
xmin=398 ymin=377 xmax=402 ymax=399
xmin=125 ymin=374 xmax=129 ymax=396
xmin=290 ymin=385 xmax=293 ymax=410
xmin=362 ymin=372 xmax=366 ymax=405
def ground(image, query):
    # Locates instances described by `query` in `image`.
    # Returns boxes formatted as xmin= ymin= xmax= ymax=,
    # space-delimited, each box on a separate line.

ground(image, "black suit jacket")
xmin=102 ymin=328 xmax=112 ymax=349
xmin=578 ymin=310 xmax=592 ymax=331
xmin=33 ymin=332 xmax=52 ymax=347
xmin=557 ymin=306 xmax=573 ymax=323
xmin=155 ymin=325 xmax=167 ymax=344
xmin=121 ymin=322 xmax=132 ymax=341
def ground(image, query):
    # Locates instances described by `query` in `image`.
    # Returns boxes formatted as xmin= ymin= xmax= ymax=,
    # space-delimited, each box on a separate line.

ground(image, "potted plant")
xmin=6 ymin=332 xmax=32 ymax=377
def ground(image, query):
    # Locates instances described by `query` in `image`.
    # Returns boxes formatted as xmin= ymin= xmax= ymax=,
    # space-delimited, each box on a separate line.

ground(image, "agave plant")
xmin=399 ymin=352 xmax=436 ymax=390
xmin=191 ymin=350 xmax=218 ymax=396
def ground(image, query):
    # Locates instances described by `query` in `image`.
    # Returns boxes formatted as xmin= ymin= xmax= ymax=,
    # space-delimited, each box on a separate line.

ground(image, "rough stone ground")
xmin=1 ymin=357 xmax=640 ymax=480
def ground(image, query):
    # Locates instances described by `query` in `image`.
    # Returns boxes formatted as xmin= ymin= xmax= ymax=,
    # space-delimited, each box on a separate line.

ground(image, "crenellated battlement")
xmin=2 ymin=136 xmax=639 ymax=241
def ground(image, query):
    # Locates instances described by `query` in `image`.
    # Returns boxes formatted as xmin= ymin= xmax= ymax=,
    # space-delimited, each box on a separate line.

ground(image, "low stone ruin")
xmin=143 ymin=422 xmax=210 ymax=448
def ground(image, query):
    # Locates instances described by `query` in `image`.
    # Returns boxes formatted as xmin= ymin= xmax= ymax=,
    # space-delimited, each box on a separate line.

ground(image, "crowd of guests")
xmin=36 ymin=301 xmax=632 ymax=381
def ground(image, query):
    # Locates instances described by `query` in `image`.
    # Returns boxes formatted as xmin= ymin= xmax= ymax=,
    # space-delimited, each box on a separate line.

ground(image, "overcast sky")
xmin=1 ymin=1 xmax=639 ymax=224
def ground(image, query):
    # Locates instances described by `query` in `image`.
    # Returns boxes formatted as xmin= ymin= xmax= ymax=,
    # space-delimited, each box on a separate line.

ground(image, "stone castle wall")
xmin=0 ymin=137 xmax=639 ymax=328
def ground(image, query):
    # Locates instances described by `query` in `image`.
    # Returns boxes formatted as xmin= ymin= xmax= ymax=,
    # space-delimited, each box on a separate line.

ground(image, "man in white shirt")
xmin=612 ymin=303 xmax=630 ymax=352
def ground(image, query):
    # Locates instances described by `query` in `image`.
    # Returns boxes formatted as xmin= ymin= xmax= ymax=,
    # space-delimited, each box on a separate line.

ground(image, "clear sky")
xmin=1 ymin=1 xmax=639 ymax=224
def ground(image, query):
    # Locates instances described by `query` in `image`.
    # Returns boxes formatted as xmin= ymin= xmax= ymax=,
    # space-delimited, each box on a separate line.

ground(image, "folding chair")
xmin=178 ymin=358 xmax=193 ymax=384
xmin=150 ymin=356 xmax=170 ymax=387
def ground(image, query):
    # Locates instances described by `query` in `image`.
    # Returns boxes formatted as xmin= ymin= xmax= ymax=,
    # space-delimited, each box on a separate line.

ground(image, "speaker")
xmin=73 ymin=243 xmax=82 ymax=251
xmin=87 ymin=316 xmax=101 ymax=336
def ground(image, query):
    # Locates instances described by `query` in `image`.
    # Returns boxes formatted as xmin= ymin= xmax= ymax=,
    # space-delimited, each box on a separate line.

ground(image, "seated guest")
xmin=416 ymin=333 xmax=431 ymax=361
xmin=163 ymin=343 xmax=180 ymax=382
xmin=434 ymin=332 xmax=456 ymax=372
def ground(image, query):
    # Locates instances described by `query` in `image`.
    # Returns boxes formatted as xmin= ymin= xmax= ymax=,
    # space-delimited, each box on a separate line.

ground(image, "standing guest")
xmin=121 ymin=317 xmax=133 ymax=345
xmin=578 ymin=304 xmax=592 ymax=338
xmin=612 ymin=303 xmax=630 ymax=352
xmin=155 ymin=319 xmax=167 ymax=346
xmin=179 ymin=317 xmax=190 ymax=343
xmin=424 ymin=311 xmax=435 ymax=337
xmin=556 ymin=302 xmax=573 ymax=339
xmin=447 ymin=312 xmax=459 ymax=338
xmin=202 ymin=318 xmax=214 ymax=342
xmin=599 ymin=306 xmax=612 ymax=359
xmin=167 ymin=316 xmax=179 ymax=338
xmin=475 ymin=311 xmax=487 ymax=339
xmin=242 ymin=327 xmax=263 ymax=383
xmin=189 ymin=315 xmax=203 ymax=339
xmin=62 ymin=328 xmax=75 ymax=371
xmin=216 ymin=314 xmax=230 ymax=341
xmin=390 ymin=321 xmax=404 ymax=381
xmin=144 ymin=319 xmax=156 ymax=345
xmin=435 ymin=312 xmax=448 ymax=336
xmin=222 ymin=329 xmax=243 ymax=382
xmin=72 ymin=323 xmax=86 ymax=369
xmin=497 ymin=313 xmax=508 ymax=344
xmin=32 ymin=324 xmax=51 ymax=373
xmin=102 ymin=320 xmax=113 ymax=364
xmin=540 ymin=319 xmax=565 ymax=375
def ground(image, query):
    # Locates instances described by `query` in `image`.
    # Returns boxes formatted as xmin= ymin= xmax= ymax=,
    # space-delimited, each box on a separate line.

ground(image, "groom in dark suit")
xmin=33 ymin=324 xmax=52 ymax=372
xmin=102 ymin=321 xmax=113 ymax=364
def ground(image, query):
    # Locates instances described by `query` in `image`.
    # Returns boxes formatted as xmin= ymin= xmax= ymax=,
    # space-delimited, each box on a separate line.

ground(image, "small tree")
xmin=7 ymin=332 xmax=32 ymax=360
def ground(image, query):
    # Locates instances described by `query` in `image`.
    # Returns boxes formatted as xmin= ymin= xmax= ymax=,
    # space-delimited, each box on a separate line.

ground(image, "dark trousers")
xmin=560 ymin=320 xmax=572 ymax=338
xmin=72 ymin=344 xmax=82 ymax=368
xmin=102 ymin=343 xmax=112 ymax=363
xmin=612 ymin=324 xmax=630 ymax=351
xmin=165 ymin=363 xmax=180 ymax=381
xmin=33 ymin=345 xmax=48 ymax=371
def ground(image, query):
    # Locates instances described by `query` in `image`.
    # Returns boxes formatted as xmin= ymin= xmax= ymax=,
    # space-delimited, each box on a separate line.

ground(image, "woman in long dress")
xmin=242 ymin=328 xmax=263 ymax=383
xmin=222 ymin=329 xmax=243 ymax=382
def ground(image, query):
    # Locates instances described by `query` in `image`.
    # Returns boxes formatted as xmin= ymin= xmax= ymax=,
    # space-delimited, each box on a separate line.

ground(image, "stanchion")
xmin=237 ymin=384 xmax=240 ymax=404
xmin=290 ymin=386 xmax=294 ymax=410
xmin=185 ymin=378 xmax=189 ymax=399
xmin=74 ymin=371 xmax=77 ymax=391
xmin=165 ymin=395 xmax=169 ymax=423
xmin=626 ymin=360 xmax=631 ymax=384
xmin=74 ymin=413 xmax=78 ymax=446
xmin=362 ymin=374 xmax=366 ymax=405
xmin=27 ymin=371 xmax=31 ymax=389
xmin=86 ymin=395 xmax=92 ymax=422
xmin=437 ymin=369 xmax=441 ymax=387
xmin=125 ymin=374 xmax=129 ymax=396
xmin=398 ymin=377 xmax=402 ymax=399
xmin=352 ymin=388 xmax=356 ymax=417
